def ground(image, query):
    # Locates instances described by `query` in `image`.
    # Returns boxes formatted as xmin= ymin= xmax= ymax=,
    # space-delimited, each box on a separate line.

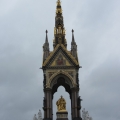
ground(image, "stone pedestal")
xmin=56 ymin=111 xmax=68 ymax=120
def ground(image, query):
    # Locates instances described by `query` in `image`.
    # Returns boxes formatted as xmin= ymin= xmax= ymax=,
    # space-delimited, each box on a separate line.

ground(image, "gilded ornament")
xmin=63 ymin=28 xmax=66 ymax=35
xmin=54 ymin=27 xmax=56 ymax=34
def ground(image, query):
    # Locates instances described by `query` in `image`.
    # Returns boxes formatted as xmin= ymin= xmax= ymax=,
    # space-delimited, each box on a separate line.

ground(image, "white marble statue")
xmin=82 ymin=108 xmax=92 ymax=120
xmin=33 ymin=114 xmax=38 ymax=120
xmin=38 ymin=109 xmax=42 ymax=120
xmin=89 ymin=117 xmax=92 ymax=120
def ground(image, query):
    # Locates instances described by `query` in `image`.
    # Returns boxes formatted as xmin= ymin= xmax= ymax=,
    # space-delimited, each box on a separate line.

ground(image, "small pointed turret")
xmin=71 ymin=29 xmax=77 ymax=59
xmin=43 ymin=30 xmax=49 ymax=62
xmin=53 ymin=0 xmax=67 ymax=48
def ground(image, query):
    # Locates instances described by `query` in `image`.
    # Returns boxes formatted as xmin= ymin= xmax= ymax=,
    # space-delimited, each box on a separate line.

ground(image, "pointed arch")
xmin=49 ymin=70 xmax=75 ymax=88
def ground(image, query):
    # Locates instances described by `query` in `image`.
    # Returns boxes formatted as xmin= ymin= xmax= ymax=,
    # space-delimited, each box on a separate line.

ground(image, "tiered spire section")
xmin=53 ymin=0 xmax=67 ymax=48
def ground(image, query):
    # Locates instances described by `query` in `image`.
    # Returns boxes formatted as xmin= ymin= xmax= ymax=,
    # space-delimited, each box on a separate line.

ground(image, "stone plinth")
xmin=56 ymin=111 xmax=68 ymax=120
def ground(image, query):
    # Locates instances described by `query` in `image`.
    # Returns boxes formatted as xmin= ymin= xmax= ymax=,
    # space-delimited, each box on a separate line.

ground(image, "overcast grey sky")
xmin=0 ymin=0 xmax=120 ymax=120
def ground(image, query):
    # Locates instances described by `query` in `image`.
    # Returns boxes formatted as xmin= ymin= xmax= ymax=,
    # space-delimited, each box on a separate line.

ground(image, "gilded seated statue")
xmin=56 ymin=96 xmax=67 ymax=112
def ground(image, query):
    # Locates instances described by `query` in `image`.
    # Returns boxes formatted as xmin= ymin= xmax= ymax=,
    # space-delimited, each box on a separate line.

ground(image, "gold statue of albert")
xmin=56 ymin=96 xmax=66 ymax=112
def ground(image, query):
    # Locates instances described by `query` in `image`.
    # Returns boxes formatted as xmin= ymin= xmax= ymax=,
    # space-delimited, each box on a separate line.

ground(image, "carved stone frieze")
xmin=67 ymin=71 xmax=74 ymax=78
xmin=48 ymin=72 xmax=55 ymax=78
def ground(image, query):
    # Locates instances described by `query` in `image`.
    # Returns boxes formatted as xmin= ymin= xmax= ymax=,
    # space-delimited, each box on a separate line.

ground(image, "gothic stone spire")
xmin=43 ymin=30 xmax=49 ymax=61
xmin=71 ymin=29 xmax=78 ymax=59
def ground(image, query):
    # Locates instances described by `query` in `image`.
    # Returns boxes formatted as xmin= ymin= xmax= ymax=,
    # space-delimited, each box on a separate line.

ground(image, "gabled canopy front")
xmin=42 ymin=44 xmax=79 ymax=68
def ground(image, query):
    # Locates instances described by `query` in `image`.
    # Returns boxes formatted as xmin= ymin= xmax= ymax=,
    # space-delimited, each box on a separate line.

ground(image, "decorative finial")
xmin=72 ymin=29 xmax=75 ymax=42
xmin=57 ymin=0 xmax=61 ymax=4
xmin=56 ymin=0 xmax=62 ymax=14
xmin=45 ymin=30 xmax=48 ymax=43
xmin=46 ymin=30 xmax=48 ymax=34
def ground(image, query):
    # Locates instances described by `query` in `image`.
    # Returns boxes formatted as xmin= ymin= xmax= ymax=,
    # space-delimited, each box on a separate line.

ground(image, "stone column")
xmin=43 ymin=88 xmax=52 ymax=120
xmin=71 ymin=88 xmax=82 ymax=120
xmin=71 ymin=88 xmax=77 ymax=119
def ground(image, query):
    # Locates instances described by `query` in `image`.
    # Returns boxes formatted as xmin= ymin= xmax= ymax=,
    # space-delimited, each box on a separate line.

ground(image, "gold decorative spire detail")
xmin=56 ymin=0 xmax=62 ymax=14
xmin=56 ymin=0 xmax=61 ymax=6
xmin=53 ymin=0 xmax=67 ymax=48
